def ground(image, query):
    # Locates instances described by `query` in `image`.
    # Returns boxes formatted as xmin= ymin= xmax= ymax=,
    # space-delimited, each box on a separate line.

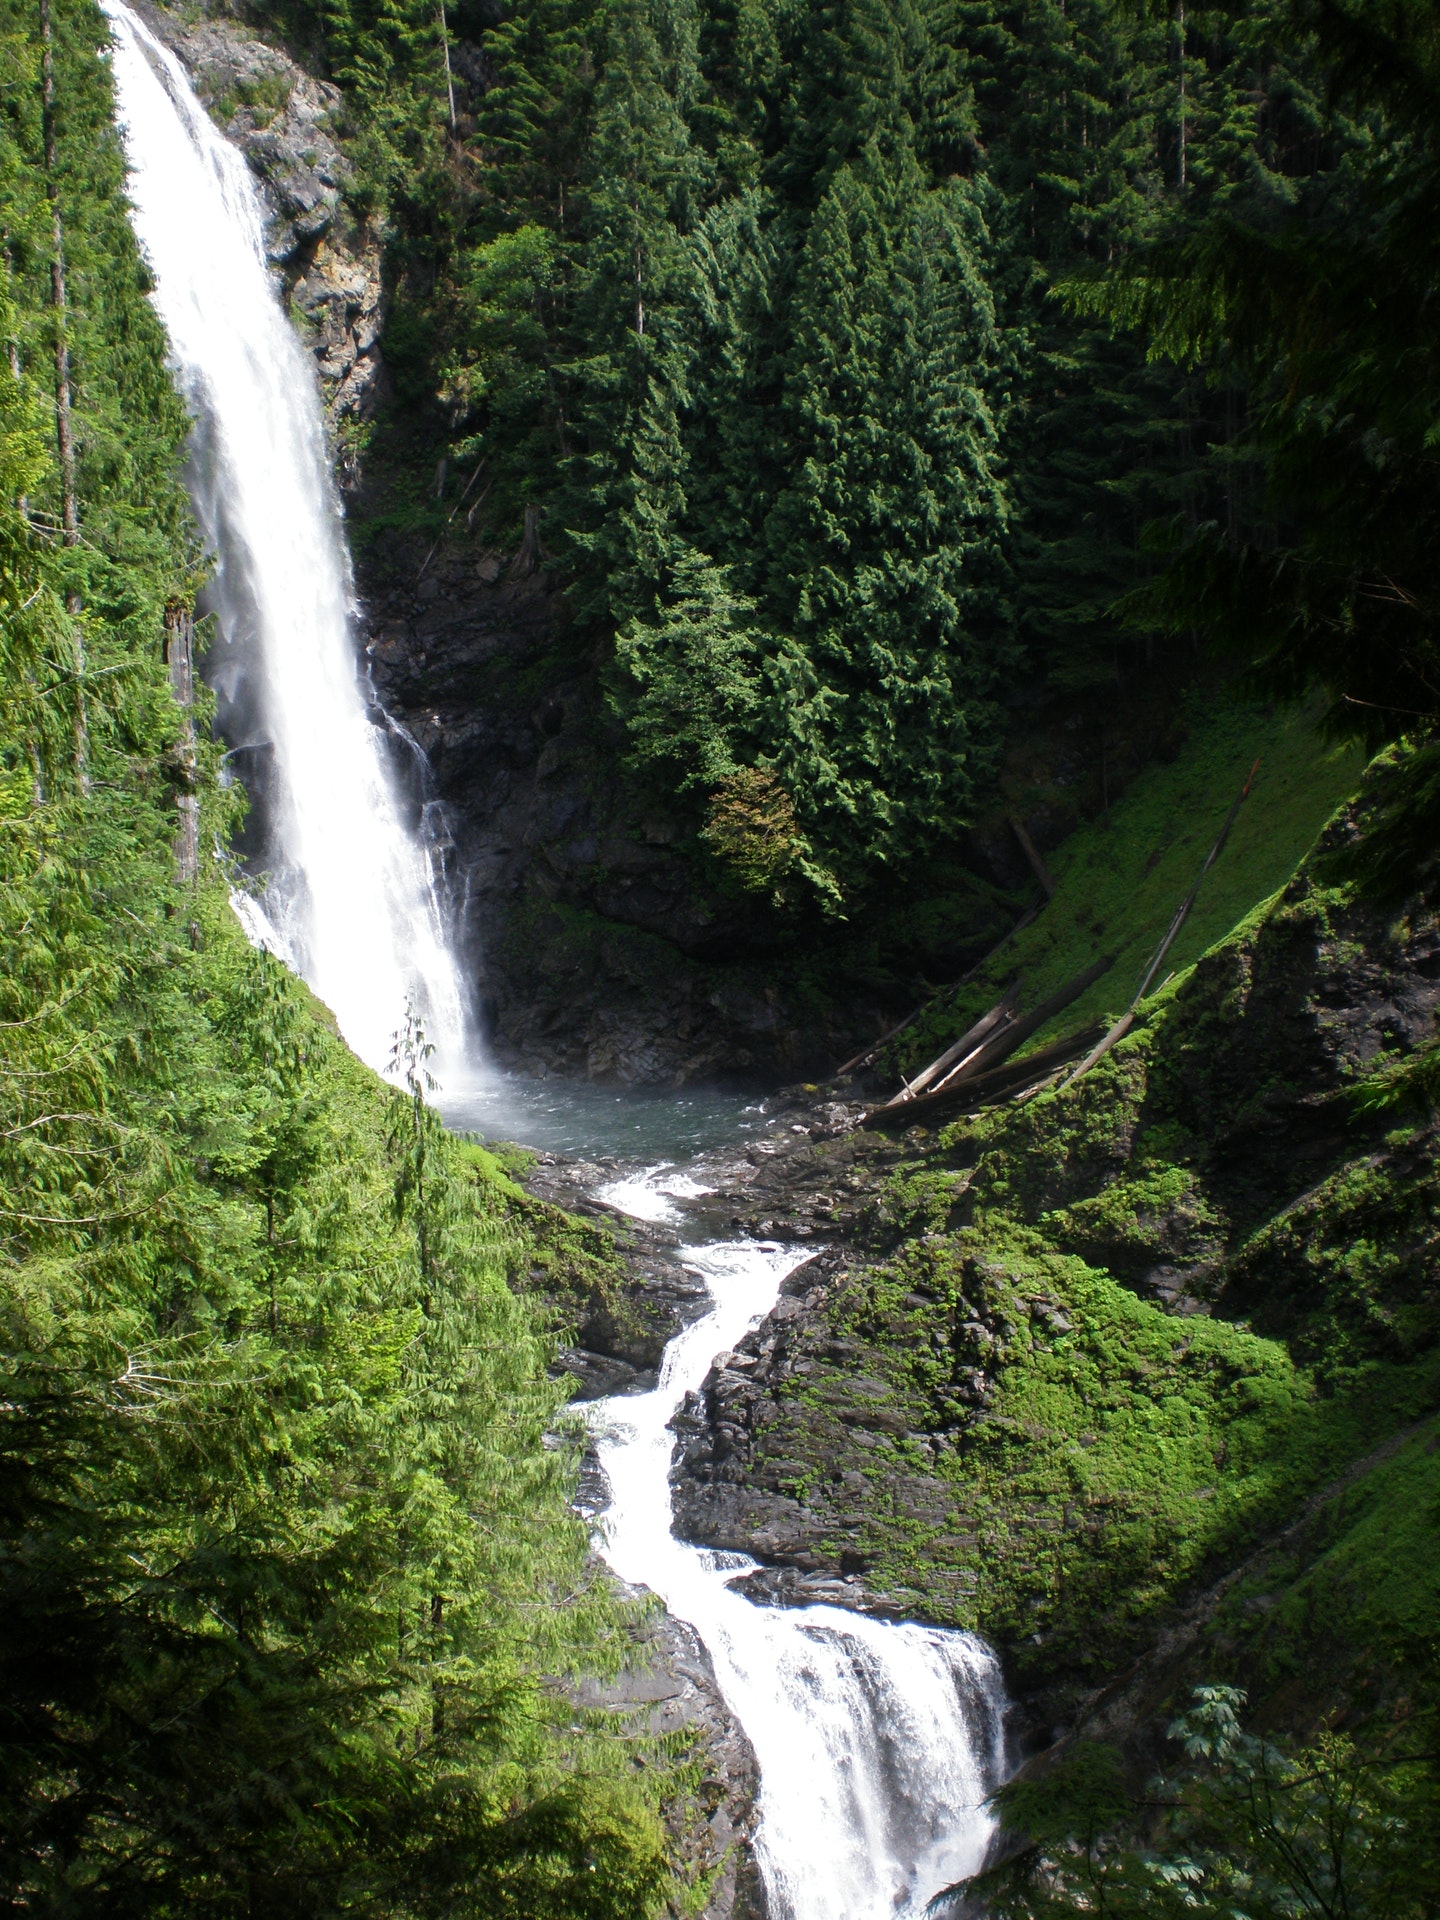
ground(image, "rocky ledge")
xmin=144 ymin=1 xmax=385 ymax=443
xmin=575 ymin=1601 xmax=766 ymax=1920
xmin=652 ymin=857 xmax=1440 ymax=1751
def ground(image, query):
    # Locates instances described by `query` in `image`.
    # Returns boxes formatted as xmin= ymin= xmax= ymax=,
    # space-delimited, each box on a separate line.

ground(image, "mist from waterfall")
xmin=103 ymin=1 xmax=468 ymax=1076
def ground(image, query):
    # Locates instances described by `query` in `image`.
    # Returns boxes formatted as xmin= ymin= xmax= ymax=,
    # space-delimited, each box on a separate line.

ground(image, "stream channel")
xmin=447 ymin=1079 xmax=1011 ymax=1920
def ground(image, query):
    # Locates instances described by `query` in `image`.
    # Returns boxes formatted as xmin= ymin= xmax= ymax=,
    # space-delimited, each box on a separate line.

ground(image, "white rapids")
xmin=103 ymin=3 xmax=468 ymax=1075
xmin=592 ymin=1166 xmax=1009 ymax=1920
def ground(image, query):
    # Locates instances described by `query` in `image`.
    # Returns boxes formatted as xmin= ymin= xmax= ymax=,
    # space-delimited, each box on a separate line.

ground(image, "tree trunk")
xmin=437 ymin=2 xmax=456 ymax=134
xmin=508 ymin=501 xmax=542 ymax=578
xmin=164 ymin=606 xmax=200 ymax=883
xmin=1175 ymin=0 xmax=1187 ymax=191
xmin=3 ymin=239 xmax=28 ymax=519
xmin=40 ymin=0 xmax=86 ymax=789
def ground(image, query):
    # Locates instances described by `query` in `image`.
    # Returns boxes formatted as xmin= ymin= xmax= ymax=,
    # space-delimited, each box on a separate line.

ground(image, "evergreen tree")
xmin=1077 ymin=0 xmax=1440 ymax=890
xmin=760 ymin=150 xmax=1012 ymax=892
xmin=562 ymin=0 xmax=713 ymax=609
xmin=0 ymin=9 xmax=690 ymax=1912
xmin=958 ymin=0 xmax=1339 ymax=699
xmin=674 ymin=186 xmax=792 ymax=601
xmin=473 ymin=0 xmax=604 ymax=237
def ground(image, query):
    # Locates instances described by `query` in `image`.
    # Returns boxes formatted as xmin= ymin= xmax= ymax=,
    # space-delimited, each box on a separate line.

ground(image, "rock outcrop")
xmin=664 ymin=852 xmax=1440 ymax=1746
xmin=575 ymin=1604 xmax=766 ymax=1919
xmin=142 ymin=1 xmax=385 ymax=448
xmin=358 ymin=534 xmax=904 ymax=1083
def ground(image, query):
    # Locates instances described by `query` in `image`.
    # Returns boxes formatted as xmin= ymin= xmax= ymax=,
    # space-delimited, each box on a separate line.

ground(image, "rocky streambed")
xmin=528 ymin=1105 xmax=1011 ymax=1920
xmin=519 ymin=857 xmax=1440 ymax=1836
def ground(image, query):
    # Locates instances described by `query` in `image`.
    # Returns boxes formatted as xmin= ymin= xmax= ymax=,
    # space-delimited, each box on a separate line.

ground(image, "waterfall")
xmin=103 ymin=2 xmax=468 ymax=1077
xmin=103 ymin=8 xmax=1007 ymax=1902
xmin=592 ymin=1171 xmax=1009 ymax=1920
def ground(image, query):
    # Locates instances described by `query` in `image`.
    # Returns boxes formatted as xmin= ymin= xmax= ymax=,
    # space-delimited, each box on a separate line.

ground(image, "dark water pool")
xmin=436 ymin=1070 xmax=772 ymax=1160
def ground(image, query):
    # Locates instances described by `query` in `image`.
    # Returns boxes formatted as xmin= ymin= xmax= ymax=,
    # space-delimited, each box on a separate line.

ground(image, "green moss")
xmin=1194 ymin=1413 xmax=1440 ymax=1715
xmin=756 ymin=1212 xmax=1437 ymax=1684
xmin=729 ymin=756 xmax=1440 ymax=1720
xmin=456 ymin=1136 xmax=529 ymax=1199
xmin=891 ymin=694 xmax=1363 ymax=1081
xmin=511 ymin=1187 xmax=631 ymax=1331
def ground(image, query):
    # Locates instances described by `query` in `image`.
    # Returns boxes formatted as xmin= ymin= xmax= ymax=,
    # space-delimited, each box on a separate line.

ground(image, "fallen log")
xmin=1063 ymin=757 xmax=1260 ymax=1088
xmin=829 ymin=901 xmax=1042 ymax=1081
xmin=926 ymin=952 xmax=1114 ymax=1094
xmin=867 ymin=953 xmax=1113 ymax=1121
xmin=1008 ymin=814 xmax=1055 ymax=897
xmin=863 ymin=1020 xmax=1106 ymax=1129
xmin=894 ymin=982 xmax=1023 ymax=1103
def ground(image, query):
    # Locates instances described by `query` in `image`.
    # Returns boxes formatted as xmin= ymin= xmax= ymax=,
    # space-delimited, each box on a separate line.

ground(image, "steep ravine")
xmin=524 ymin=782 xmax=1440 ymax=1818
xmin=656 ymin=820 xmax=1440 ymax=1763
xmin=142 ymin=0 xmax=1439 ymax=1866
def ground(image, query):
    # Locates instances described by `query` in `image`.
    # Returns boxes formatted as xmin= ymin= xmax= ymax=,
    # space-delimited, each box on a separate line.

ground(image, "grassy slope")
xmin=1211 ymin=1408 xmax=1440 ymax=1721
xmin=889 ymin=695 xmax=1364 ymax=1082
xmin=722 ymin=734 xmax=1438 ymax=1738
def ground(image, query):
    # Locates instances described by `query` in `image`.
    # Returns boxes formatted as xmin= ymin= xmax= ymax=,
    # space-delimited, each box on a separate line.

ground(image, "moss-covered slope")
xmin=672 ymin=764 xmax=1440 ymax=1742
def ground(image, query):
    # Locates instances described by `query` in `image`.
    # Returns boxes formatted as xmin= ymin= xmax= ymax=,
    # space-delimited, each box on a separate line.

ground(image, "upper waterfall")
xmin=103 ymin=1 xmax=468 ymax=1077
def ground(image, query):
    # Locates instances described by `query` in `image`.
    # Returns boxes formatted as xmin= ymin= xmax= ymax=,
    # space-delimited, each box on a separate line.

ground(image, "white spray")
xmin=103 ymin=3 xmax=468 ymax=1075
xmin=593 ymin=1170 xmax=1009 ymax=1920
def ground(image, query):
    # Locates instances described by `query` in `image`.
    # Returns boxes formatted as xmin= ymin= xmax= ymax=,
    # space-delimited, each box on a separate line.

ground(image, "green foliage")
xmin=613 ymin=547 xmax=763 ymax=793
xmin=698 ymin=765 xmax=825 ymax=903
xmin=890 ymin=692 xmax=1362 ymax=1082
xmin=1068 ymin=0 xmax=1440 ymax=897
xmin=757 ymin=152 xmax=1012 ymax=886
xmin=257 ymin=0 xmax=1429 ymax=929
xmin=940 ymin=1687 xmax=1440 ymax=1920
xmin=256 ymin=0 xmax=457 ymax=213
xmin=0 ymin=7 xmax=688 ymax=1913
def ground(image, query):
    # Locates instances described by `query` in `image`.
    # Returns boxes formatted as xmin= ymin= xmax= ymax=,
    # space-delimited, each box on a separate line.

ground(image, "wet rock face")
xmin=661 ymin=878 xmax=1440 ymax=1740
xmin=667 ymin=1244 xmax=992 ymax=1625
xmin=359 ymin=535 xmax=894 ymax=1085
xmin=574 ymin=1604 xmax=767 ymax=1919
xmin=519 ymin=1154 xmax=715 ymax=1398
xmin=141 ymin=2 xmax=384 ymax=442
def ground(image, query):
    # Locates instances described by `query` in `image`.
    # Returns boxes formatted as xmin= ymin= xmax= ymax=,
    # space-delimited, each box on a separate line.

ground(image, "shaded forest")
xmin=252 ymin=0 xmax=1399 ymax=921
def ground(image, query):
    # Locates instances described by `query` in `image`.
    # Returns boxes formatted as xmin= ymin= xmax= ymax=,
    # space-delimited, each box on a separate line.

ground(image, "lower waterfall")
xmin=103 ymin=2 xmax=468 ymax=1075
xmin=592 ymin=1168 xmax=1008 ymax=1920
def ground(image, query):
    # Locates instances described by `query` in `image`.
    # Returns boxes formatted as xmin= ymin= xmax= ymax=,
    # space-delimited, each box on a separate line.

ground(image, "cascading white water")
xmin=103 ymin=3 xmax=468 ymax=1075
xmin=592 ymin=1169 xmax=1009 ymax=1920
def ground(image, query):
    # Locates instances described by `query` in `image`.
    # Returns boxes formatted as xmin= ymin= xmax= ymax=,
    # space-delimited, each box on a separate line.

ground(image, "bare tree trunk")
xmin=508 ymin=501 xmax=542 ymax=579
xmin=164 ymin=606 xmax=199 ymax=883
xmin=1175 ymin=0 xmax=1187 ymax=191
xmin=437 ymin=1 xmax=456 ymax=135
xmin=40 ymin=0 xmax=86 ymax=789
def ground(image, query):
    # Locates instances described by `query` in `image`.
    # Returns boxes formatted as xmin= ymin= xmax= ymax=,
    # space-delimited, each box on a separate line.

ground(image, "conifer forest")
xmin=2 ymin=0 xmax=1439 ymax=1914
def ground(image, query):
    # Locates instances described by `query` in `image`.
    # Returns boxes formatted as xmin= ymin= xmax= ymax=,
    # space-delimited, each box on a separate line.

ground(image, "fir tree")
xmin=761 ymin=149 xmax=1012 ymax=891
xmin=472 ymin=0 xmax=604 ymax=237
xmin=563 ymin=0 xmax=713 ymax=611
